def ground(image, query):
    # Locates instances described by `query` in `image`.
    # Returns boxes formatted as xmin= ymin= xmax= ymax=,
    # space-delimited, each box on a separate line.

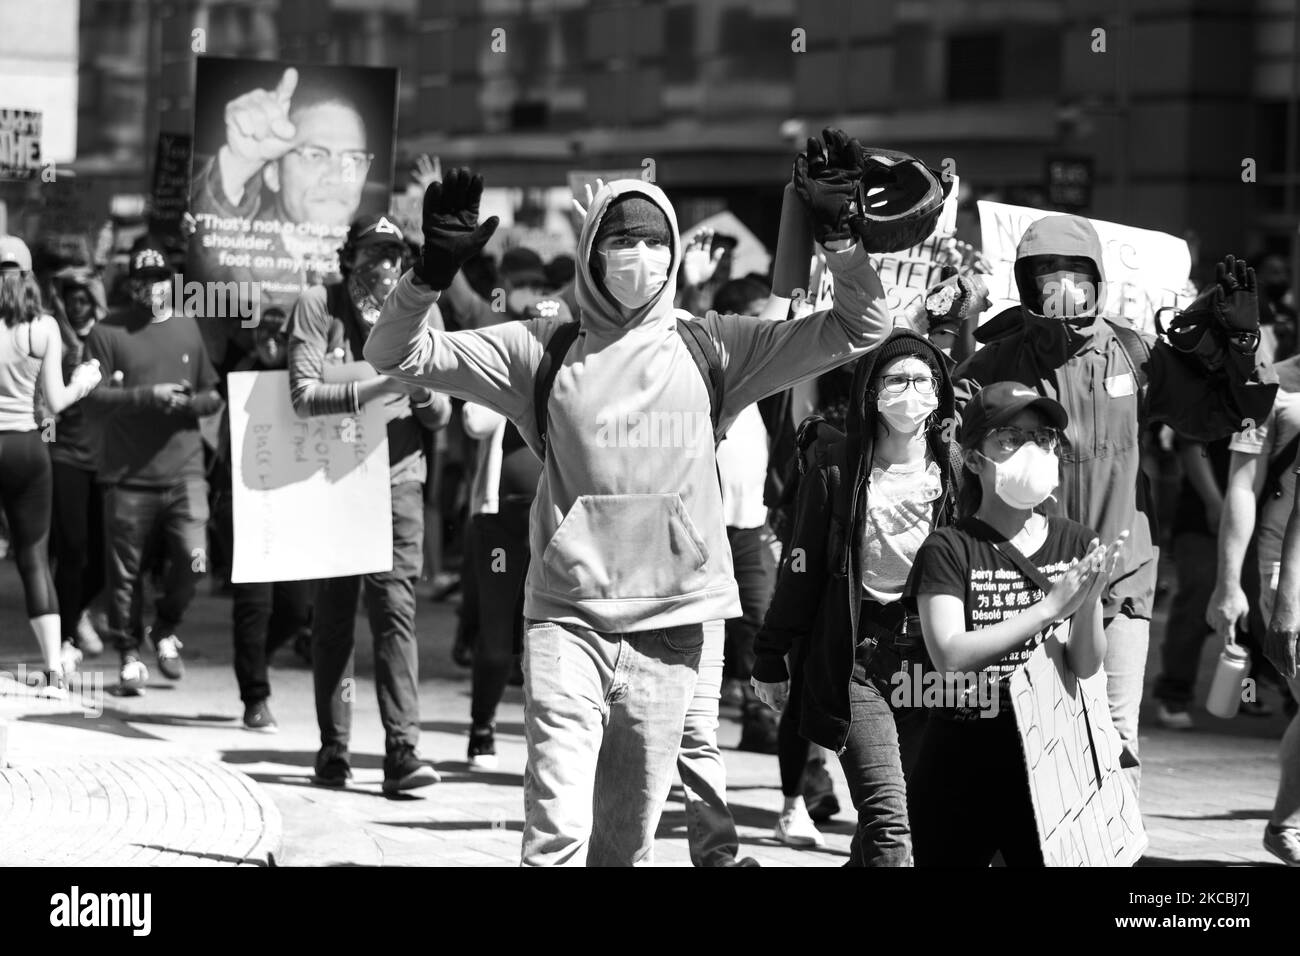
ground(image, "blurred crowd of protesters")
xmin=1 ymin=140 xmax=1298 ymax=868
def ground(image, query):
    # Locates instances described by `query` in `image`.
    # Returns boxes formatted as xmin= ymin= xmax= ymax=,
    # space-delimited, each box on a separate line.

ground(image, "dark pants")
xmin=778 ymin=637 xmax=812 ymax=797
xmin=469 ymin=502 xmax=530 ymax=727
xmin=842 ymin=637 xmax=928 ymax=867
xmin=0 ymin=430 xmax=57 ymax=618
xmin=50 ymin=462 xmax=104 ymax=640
xmin=909 ymin=713 xmax=1044 ymax=867
xmin=232 ymin=579 xmax=313 ymax=704
xmin=723 ymin=524 xmax=778 ymax=683
xmin=104 ymin=478 xmax=209 ymax=653
xmin=312 ymin=480 xmax=424 ymax=757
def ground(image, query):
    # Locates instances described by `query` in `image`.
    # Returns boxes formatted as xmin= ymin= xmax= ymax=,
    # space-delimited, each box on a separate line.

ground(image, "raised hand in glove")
xmin=415 ymin=167 xmax=500 ymax=290
xmin=792 ymin=128 xmax=863 ymax=245
xmin=1210 ymin=255 xmax=1260 ymax=351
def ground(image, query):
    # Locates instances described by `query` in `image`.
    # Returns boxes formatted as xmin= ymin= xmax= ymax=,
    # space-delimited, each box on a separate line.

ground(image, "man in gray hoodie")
xmin=365 ymin=164 xmax=892 ymax=865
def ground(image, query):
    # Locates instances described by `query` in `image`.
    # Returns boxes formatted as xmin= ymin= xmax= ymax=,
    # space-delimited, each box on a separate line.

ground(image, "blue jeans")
xmin=103 ymin=478 xmax=209 ymax=653
xmin=312 ymin=481 xmax=424 ymax=758
xmin=843 ymin=639 xmax=928 ymax=866
xmin=1103 ymin=612 xmax=1149 ymax=796
xmin=678 ymin=620 xmax=741 ymax=866
xmin=521 ymin=619 xmax=702 ymax=866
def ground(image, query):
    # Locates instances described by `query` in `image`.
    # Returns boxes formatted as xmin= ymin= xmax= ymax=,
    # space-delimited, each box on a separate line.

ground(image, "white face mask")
xmin=981 ymin=442 xmax=1060 ymax=510
xmin=600 ymin=242 xmax=672 ymax=310
xmin=1034 ymin=271 xmax=1097 ymax=318
xmin=876 ymin=387 xmax=938 ymax=433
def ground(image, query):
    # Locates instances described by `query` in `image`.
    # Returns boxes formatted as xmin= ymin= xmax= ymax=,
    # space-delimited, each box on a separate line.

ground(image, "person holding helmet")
xmin=363 ymin=132 xmax=896 ymax=865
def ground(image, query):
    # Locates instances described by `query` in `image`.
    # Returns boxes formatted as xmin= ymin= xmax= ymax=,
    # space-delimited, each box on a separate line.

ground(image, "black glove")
xmin=1211 ymin=255 xmax=1259 ymax=347
xmin=792 ymin=128 xmax=862 ymax=244
xmin=415 ymin=167 xmax=500 ymax=290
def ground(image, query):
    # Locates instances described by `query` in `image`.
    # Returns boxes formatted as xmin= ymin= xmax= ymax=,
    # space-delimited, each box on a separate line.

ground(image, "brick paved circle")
xmin=0 ymin=756 xmax=281 ymax=866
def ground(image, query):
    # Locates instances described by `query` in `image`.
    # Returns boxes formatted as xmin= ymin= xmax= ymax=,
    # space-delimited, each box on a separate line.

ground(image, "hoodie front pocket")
xmin=541 ymin=494 xmax=711 ymax=600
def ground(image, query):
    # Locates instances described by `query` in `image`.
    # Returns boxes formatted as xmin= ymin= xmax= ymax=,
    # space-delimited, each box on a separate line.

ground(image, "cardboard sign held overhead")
xmin=1009 ymin=622 xmax=1148 ymax=867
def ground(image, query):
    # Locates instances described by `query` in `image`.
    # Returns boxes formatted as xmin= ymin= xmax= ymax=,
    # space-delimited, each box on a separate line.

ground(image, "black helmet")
xmin=848 ymin=146 xmax=951 ymax=254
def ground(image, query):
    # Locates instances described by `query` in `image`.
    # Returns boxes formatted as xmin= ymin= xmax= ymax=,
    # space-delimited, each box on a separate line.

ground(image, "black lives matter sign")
xmin=0 ymin=108 xmax=42 ymax=180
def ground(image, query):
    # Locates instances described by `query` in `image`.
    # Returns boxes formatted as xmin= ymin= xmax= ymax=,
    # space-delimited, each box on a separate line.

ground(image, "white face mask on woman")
xmin=981 ymin=442 xmax=1060 ymax=509
xmin=600 ymin=242 xmax=672 ymax=310
xmin=876 ymin=387 xmax=938 ymax=433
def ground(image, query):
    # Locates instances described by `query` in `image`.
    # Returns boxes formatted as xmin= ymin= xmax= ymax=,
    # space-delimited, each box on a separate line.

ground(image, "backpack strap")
xmin=675 ymin=318 xmax=724 ymax=440
xmin=1105 ymin=319 xmax=1151 ymax=392
xmin=965 ymin=516 xmax=1057 ymax=594
xmin=533 ymin=321 xmax=582 ymax=457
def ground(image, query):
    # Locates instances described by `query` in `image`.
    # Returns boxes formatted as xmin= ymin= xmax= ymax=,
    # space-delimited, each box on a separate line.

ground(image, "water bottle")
xmin=1205 ymin=640 xmax=1251 ymax=719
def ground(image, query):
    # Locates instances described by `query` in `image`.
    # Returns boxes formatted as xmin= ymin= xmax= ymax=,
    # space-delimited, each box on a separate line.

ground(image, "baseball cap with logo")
xmin=959 ymin=381 xmax=1068 ymax=448
xmin=129 ymin=238 xmax=174 ymax=281
xmin=347 ymin=214 xmax=407 ymax=253
xmin=0 ymin=235 xmax=33 ymax=272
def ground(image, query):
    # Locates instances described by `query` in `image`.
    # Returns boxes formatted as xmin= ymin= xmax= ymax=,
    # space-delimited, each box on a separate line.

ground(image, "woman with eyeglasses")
xmin=752 ymin=329 xmax=962 ymax=865
xmin=903 ymin=382 xmax=1125 ymax=866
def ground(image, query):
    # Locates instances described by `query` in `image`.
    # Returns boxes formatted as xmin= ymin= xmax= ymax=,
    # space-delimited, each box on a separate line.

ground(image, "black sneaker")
xmin=468 ymin=723 xmax=498 ymax=771
xmin=151 ymin=630 xmax=185 ymax=681
xmin=383 ymin=746 xmax=441 ymax=794
xmin=311 ymin=745 xmax=352 ymax=787
xmin=801 ymin=758 xmax=841 ymax=822
xmin=243 ymin=700 xmax=279 ymax=733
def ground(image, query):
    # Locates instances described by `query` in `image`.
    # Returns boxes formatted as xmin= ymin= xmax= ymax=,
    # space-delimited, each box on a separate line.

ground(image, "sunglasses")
xmin=985 ymin=426 xmax=1062 ymax=454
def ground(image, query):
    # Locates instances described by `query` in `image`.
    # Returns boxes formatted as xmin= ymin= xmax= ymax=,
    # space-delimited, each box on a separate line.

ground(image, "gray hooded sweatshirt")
xmin=364 ymin=179 xmax=892 ymax=633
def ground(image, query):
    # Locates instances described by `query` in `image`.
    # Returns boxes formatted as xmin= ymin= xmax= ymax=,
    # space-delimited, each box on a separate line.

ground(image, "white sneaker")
xmin=1264 ymin=826 xmax=1300 ymax=866
xmin=60 ymin=641 xmax=83 ymax=676
xmin=773 ymin=802 xmax=824 ymax=848
xmin=75 ymin=611 xmax=103 ymax=656
xmin=1156 ymin=702 xmax=1194 ymax=730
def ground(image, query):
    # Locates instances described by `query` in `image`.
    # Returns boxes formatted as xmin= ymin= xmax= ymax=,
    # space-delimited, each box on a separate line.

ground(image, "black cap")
xmin=500 ymin=247 xmax=548 ymax=286
xmin=128 ymin=238 xmax=173 ymax=281
xmin=959 ymin=382 xmax=1068 ymax=448
xmin=347 ymin=214 xmax=407 ymax=253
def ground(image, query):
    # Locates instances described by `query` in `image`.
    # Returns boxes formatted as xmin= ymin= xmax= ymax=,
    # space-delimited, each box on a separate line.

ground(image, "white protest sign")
xmin=1010 ymin=624 xmax=1148 ymax=866
xmin=978 ymin=200 xmax=1194 ymax=335
xmin=812 ymin=176 xmax=961 ymax=328
xmin=228 ymin=370 xmax=392 ymax=583
xmin=682 ymin=210 xmax=772 ymax=283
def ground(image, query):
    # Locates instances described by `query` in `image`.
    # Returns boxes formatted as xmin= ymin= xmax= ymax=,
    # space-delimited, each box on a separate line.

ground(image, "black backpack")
xmin=532 ymin=319 xmax=725 ymax=457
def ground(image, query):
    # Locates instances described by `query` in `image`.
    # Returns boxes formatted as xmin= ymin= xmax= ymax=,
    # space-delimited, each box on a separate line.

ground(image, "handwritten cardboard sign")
xmin=1009 ymin=623 xmax=1148 ymax=867
xmin=978 ymin=200 xmax=1194 ymax=335
xmin=228 ymin=370 xmax=391 ymax=583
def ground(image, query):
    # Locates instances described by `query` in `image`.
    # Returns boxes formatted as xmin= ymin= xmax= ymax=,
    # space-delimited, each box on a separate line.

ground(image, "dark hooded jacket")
xmin=752 ymin=329 xmax=960 ymax=753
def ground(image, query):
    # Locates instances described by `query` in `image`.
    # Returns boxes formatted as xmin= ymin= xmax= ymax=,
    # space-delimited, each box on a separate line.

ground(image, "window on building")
xmin=946 ymin=32 xmax=1002 ymax=102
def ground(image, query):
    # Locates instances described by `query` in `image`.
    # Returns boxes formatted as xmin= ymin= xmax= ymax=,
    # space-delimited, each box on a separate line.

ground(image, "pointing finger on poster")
xmin=219 ymin=67 xmax=301 ymax=205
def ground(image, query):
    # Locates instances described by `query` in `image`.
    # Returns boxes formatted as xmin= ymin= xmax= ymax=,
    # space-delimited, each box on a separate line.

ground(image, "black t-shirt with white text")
xmin=904 ymin=514 xmax=1096 ymax=689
